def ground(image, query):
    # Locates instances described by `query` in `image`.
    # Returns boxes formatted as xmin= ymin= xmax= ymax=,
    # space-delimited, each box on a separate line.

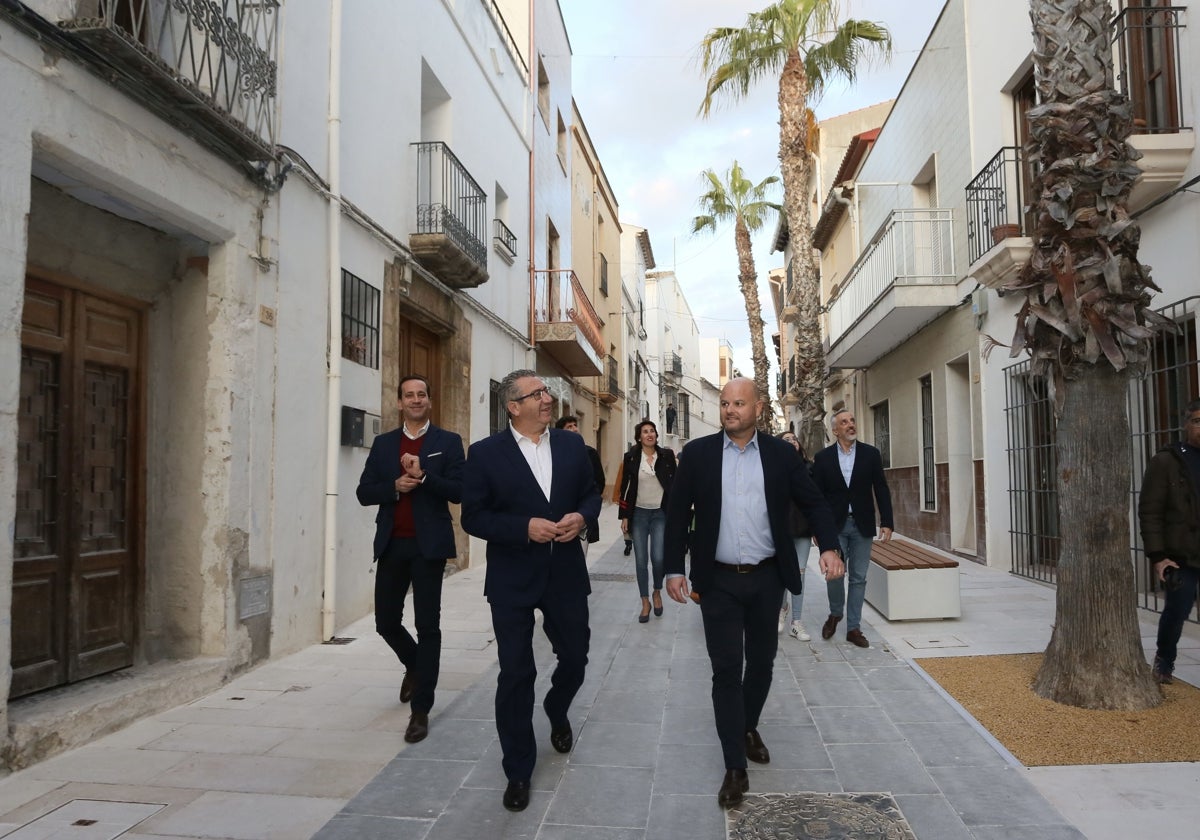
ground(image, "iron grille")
xmin=965 ymin=146 xmax=1030 ymax=265
xmin=341 ymin=270 xmax=379 ymax=369
xmin=413 ymin=142 xmax=488 ymax=270
xmin=873 ymin=400 xmax=891 ymax=469
xmin=1113 ymin=4 xmax=1189 ymax=134
xmin=600 ymin=253 xmax=609 ymax=296
xmin=493 ymin=218 xmax=517 ymax=259
xmin=920 ymin=375 xmax=935 ymax=509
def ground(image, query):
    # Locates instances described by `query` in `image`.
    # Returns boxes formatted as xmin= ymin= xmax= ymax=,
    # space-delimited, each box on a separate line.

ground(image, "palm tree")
xmin=692 ymin=162 xmax=781 ymax=425
xmin=699 ymin=0 xmax=890 ymax=457
xmin=1005 ymin=0 xmax=1170 ymax=709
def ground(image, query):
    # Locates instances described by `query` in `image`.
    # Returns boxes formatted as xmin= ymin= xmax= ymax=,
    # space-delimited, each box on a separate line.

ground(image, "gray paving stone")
xmin=393 ymin=718 xmax=496 ymax=762
xmin=786 ymin=658 xmax=859 ymax=680
xmin=828 ymin=742 xmax=940 ymax=794
xmin=800 ymin=675 xmax=879 ymax=707
xmin=659 ymin=706 xmax=720 ymax=747
xmin=931 ymin=765 xmax=1075 ymax=828
xmin=651 ymin=744 xmax=727 ymax=795
xmin=569 ymin=721 xmax=659 ymax=768
xmin=896 ymin=721 xmax=1009 ymax=767
xmin=311 ymin=814 xmax=433 ymax=840
xmin=421 ymin=785 xmax=548 ymax=840
xmin=663 ymin=680 xmax=712 ymax=709
xmin=894 ymin=793 xmax=974 ymax=840
xmin=586 ymin=689 xmax=666 ymax=725
xmin=748 ymin=768 xmax=842 ymax=793
xmin=874 ymin=688 xmax=967 ymax=723
xmin=749 ymin=724 xmax=833 ymax=770
xmin=969 ymin=826 xmax=1087 ymax=840
xmin=809 ymin=705 xmax=905 ymax=744
xmin=537 ymin=826 xmax=644 ymax=840
xmin=460 ymin=738 xmax=564 ymax=792
xmin=646 ymin=793 xmax=725 ymax=839
xmin=543 ymin=765 xmax=652 ymax=829
xmin=341 ymin=758 xmax=474 ymax=819
xmin=857 ymin=664 xmax=933 ymax=692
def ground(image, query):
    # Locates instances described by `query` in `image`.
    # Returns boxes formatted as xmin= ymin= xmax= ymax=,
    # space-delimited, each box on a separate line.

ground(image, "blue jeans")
xmin=783 ymin=537 xmax=811 ymax=621
xmin=630 ymin=506 xmax=665 ymax=597
xmin=826 ymin=517 xmax=872 ymax=632
xmin=1155 ymin=565 xmax=1200 ymax=673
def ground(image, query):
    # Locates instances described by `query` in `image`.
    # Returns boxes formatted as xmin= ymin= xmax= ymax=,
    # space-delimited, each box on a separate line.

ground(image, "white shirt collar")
xmin=403 ymin=420 xmax=431 ymax=440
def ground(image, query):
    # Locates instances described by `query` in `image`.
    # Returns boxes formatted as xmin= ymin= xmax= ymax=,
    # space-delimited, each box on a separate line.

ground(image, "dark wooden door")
xmin=12 ymin=277 xmax=141 ymax=698
xmin=398 ymin=316 xmax=440 ymax=424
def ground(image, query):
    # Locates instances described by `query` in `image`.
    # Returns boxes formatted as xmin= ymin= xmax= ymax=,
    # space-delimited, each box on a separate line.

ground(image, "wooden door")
xmin=398 ymin=316 xmax=440 ymax=425
xmin=12 ymin=277 xmax=141 ymax=698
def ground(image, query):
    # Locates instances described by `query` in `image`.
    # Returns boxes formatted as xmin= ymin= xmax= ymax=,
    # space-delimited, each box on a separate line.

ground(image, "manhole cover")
xmin=590 ymin=572 xmax=636 ymax=582
xmin=729 ymin=792 xmax=916 ymax=839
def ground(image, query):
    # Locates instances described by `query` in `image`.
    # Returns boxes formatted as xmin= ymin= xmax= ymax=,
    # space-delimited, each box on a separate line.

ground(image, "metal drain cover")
xmin=729 ymin=792 xmax=916 ymax=839
xmin=590 ymin=572 xmax=637 ymax=582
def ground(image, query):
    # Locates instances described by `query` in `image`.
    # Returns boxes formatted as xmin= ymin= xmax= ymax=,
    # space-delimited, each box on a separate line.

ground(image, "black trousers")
xmin=375 ymin=537 xmax=446 ymax=714
xmin=490 ymin=588 xmax=590 ymax=782
xmin=699 ymin=565 xmax=784 ymax=769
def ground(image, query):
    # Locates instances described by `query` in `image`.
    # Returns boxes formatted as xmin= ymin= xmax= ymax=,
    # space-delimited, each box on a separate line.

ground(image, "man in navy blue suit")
xmin=812 ymin=408 xmax=894 ymax=648
xmin=664 ymin=377 xmax=843 ymax=808
xmin=462 ymin=369 xmax=602 ymax=813
xmin=356 ymin=374 xmax=464 ymax=745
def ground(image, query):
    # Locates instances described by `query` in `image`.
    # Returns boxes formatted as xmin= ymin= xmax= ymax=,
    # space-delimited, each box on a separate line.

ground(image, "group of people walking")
xmin=353 ymin=372 xmax=1200 ymax=812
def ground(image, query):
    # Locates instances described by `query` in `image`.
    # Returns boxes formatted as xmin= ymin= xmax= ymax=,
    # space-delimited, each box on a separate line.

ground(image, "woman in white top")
xmin=617 ymin=421 xmax=677 ymax=622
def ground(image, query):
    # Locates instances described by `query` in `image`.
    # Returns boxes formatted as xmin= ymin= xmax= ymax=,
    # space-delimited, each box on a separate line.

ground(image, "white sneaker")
xmin=790 ymin=621 xmax=811 ymax=641
xmin=777 ymin=606 xmax=788 ymax=634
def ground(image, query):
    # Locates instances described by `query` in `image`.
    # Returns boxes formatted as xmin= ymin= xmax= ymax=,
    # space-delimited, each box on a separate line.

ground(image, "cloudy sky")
xmin=559 ymin=0 xmax=948 ymax=384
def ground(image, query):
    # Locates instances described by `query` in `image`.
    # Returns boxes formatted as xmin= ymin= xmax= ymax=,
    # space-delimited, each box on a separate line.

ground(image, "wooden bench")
xmin=865 ymin=540 xmax=961 ymax=621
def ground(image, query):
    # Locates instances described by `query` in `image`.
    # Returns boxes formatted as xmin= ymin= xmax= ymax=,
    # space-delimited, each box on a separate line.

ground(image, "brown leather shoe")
xmin=846 ymin=628 xmax=870 ymax=648
xmin=821 ymin=614 xmax=842 ymax=640
xmin=717 ymin=768 xmax=749 ymax=808
xmin=399 ymin=670 xmax=416 ymax=704
xmin=404 ymin=711 xmax=429 ymax=743
xmin=744 ymin=730 xmax=770 ymax=764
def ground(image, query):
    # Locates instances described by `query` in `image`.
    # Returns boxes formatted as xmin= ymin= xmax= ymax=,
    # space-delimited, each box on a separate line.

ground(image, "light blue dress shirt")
xmin=837 ymin=440 xmax=857 ymax=488
xmin=714 ymin=432 xmax=776 ymax=565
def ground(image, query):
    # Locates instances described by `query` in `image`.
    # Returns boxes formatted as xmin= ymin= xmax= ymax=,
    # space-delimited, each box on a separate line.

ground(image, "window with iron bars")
xmin=920 ymin=375 xmax=935 ymax=509
xmin=599 ymin=253 xmax=608 ymax=296
xmin=873 ymin=400 xmax=891 ymax=469
xmin=341 ymin=270 xmax=379 ymax=369
xmin=489 ymin=380 xmax=509 ymax=435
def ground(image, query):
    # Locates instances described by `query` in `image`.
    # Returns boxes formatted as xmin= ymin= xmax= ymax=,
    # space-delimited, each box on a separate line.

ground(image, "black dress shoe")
xmin=404 ymin=711 xmax=429 ymax=743
xmin=717 ymin=768 xmax=749 ymax=808
xmin=502 ymin=779 xmax=531 ymax=812
xmin=550 ymin=721 xmax=573 ymax=753
xmin=744 ymin=729 xmax=770 ymax=764
xmin=821 ymin=614 xmax=842 ymax=640
xmin=399 ymin=670 xmax=416 ymax=703
xmin=846 ymin=628 xmax=870 ymax=648
xmin=652 ymin=592 xmax=664 ymax=617
xmin=623 ymin=540 xmax=633 ymax=556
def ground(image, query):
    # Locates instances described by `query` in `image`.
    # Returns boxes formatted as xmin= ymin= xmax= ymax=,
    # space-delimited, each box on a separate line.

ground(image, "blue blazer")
xmin=811 ymin=441 xmax=894 ymax=537
xmin=461 ymin=428 xmax=602 ymax=608
xmin=664 ymin=431 xmax=840 ymax=596
xmin=356 ymin=424 xmax=464 ymax=560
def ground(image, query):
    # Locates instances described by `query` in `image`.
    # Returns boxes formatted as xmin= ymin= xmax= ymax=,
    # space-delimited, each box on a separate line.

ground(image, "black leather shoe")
xmin=623 ymin=540 xmax=633 ymax=556
xmin=652 ymin=591 xmax=664 ymax=617
xmin=550 ymin=721 xmax=573 ymax=753
xmin=502 ymin=779 xmax=531 ymax=812
xmin=717 ymin=768 xmax=749 ymax=808
xmin=846 ymin=628 xmax=870 ymax=648
xmin=744 ymin=729 xmax=770 ymax=764
xmin=404 ymin=711 xmax=429 ymax=743
xmin=821 ymin=614 xmax=842 ymax=640
xmin=399 ymin=670 xmax=416 ymax=704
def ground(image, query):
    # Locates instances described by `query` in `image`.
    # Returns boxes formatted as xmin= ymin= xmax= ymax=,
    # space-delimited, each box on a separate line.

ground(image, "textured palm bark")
xmin=1020 ymin=0 xmax=1161 ymax=709
xmin=733 ymin=217 xmax=772 ymax=429
xmin=778 ymin=49 xmax=827 ymax=457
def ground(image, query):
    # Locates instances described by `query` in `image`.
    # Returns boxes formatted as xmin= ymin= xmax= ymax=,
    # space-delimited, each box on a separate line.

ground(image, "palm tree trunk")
xmin=733 ymin=217 xmax=771 ymax=427
xmin=778 ymin=48 xmax=825 ymax=456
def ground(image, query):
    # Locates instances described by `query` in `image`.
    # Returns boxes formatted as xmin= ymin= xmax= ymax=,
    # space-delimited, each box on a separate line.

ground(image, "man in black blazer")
xmin=356 ymin=375 xmax=464 ymax=744
xmin=812 ymin=408 xmax=894 ymax=648
xmin=462 ymin=370 xmax=602 ymax=813
xmin=664 ymin=378 xmax=843 ymax=808
xmin=554 ymin=415 xmax=606 ymax=553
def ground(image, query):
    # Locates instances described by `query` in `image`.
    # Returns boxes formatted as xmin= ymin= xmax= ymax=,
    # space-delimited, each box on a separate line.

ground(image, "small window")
xmin=489 ymin=380 xmax=509 ymax=435
xmin=341 ymin=270 xmax=379 ymax=368
xmin=920 ymin=375 xmax=935 ymax=509
xmin=537 ymin=58 xmax=550 ymax=129
xmin=599 ymin=253 xmax=608 ymax=296
xmin=556 ymin=111 xmax=568 ymax=170
xmin=873 ymin=400 xmax=891 ymax=469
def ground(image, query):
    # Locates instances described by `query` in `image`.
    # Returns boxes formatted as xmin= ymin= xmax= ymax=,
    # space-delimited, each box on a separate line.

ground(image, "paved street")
xmin=0 ymin=503 xmax=1196 ymax=839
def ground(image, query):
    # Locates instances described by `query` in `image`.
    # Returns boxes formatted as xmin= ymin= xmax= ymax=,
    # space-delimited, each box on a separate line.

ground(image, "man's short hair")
xmin=1185 ymin=398 xmax=1200 ymax=421
xmin=498 ymin=369 xmax=539 ymax=417
xmin=398 ymin=375 xmax=430 ymax=398
xmin=555 ymin=415 xmax=578 ymax=429
xmin=829 ymin=407 xmax=852 ymax=430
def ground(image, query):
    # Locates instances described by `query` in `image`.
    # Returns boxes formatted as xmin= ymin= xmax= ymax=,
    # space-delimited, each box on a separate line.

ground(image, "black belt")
xmin=714 ymin=557 xmax=776 ymax=574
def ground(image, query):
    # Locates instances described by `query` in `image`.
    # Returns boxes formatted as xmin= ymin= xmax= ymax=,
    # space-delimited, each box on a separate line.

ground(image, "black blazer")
xmin=461 ymin=428 xmax=602 ymax=608
xmin=616 ymin=445 xmax=676 ymax=520
xmin=664 ymin=432 xmax=840 ymax=596
xmin=811 ymin=441 xmax=894 ymax=537
xmin=356 ymin=424 xmax=464 ymax=560
xmin=584 ymin=444 xmax=606 ymax=543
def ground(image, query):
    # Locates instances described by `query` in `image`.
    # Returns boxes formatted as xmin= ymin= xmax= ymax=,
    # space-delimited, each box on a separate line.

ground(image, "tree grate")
xmin=728 ymin=792 xmax=917 ymax=839
xmin=589 ymin=572 xmax=637 ymax=583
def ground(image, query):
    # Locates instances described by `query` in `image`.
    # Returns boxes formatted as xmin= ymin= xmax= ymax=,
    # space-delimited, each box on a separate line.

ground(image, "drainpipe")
xmin=527 ymin=0 xmax=536 ymax=349
xmin=321 ymin=0 xmax=343 ymax=641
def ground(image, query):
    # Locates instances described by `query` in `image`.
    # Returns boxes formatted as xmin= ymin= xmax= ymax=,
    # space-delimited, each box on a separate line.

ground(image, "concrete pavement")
xmin=0 ymin=503 xmax=1196 ymax=838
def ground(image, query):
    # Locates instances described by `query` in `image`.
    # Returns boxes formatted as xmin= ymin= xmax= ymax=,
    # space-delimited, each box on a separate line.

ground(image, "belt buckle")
xmin=735 ymin=564 xmax=751 ymax=574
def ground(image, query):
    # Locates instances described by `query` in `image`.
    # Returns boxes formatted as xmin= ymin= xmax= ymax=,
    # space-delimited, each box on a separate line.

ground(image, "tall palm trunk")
xmin=733 ymin=217 xmax=771 ymax=427
xmin=1022 ymin=0 xmax=1160 ymax=709
xmin=778 ymin=48 xmax=825 ymax=456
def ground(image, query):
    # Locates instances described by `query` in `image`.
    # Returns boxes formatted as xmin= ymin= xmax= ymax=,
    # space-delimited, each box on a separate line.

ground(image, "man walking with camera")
xmin=1140 ymin=398 xmax=1200 ymax=685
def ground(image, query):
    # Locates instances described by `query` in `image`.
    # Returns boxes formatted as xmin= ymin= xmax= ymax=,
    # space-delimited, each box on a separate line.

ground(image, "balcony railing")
xmin=667 ymin=353 xmax=683 ymax=377
xmin=59 ymin=0 xmax=279 ymax=164
xmin=827 ymin=209 xmax=956 ymax=343
xmin=532 ymin=269 xmax=605 ymax=357
xmin=599 ymin=253 xmax=609 ymax=296
xmin=599 ymin=354 xmax=623 ymax=403
xmin=965 ymin=147 xmax=1031 ymax=266
xmin=1114 ymin=5 xmax=1188 ymax=134
xmin=493 ymin=218 xmax=517 ymax=260
xmin=412 ymin=142 xmax=488 ymax=286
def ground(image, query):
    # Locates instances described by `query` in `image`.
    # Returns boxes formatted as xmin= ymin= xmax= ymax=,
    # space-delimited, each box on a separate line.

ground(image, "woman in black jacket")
xmin=618 ymin=420 xmax=677 ymax=622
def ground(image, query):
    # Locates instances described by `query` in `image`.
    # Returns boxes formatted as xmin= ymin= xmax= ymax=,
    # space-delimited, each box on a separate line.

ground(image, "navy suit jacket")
xmin=663 ymin=431 xmax=840 ymax=597
xmin=811 ymin=441 xmax=894 ymax=537
xmin=356 ymin=424 xmax=464 ymax=560
xmin=461 ymin=428 xmax=602 ymax=608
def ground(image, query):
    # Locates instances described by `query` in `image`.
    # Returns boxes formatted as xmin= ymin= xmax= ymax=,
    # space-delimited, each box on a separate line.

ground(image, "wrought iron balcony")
xmin=964 ymin=147 xmax=1034 ymax=289
xmin=825 ymin=208 xmax=957 ymax=370
xmin=411 ymin=142 xmax=489 ymax=288
xmin=598 ymin=354 xmax=623 ymax=404
xmin=493 ymin=218 xmax=517 ymax=264
xmin=780 ymin=265 xmax=799 ymax=323
xmin=58 ymin=0 xmax=278 ymax=166
xmin=533 ymin=269 xmax=604 ymax=376
xmin=666 ymin=353 xmax=683 ymax=377
xmin=782 ymin=356 xmax=801 ymax=406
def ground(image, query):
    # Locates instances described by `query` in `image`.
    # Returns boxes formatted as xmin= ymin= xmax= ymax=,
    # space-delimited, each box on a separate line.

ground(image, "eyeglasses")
xmin=511 ymin=387 xmax=550 ymax=403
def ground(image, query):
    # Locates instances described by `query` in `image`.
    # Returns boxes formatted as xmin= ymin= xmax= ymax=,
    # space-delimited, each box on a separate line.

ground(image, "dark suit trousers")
xmin=490 ymin=588 xmax=590 ymax=782
xmin=375 ymin=537 xmax=446 ymax=714
xmin=699 ymin=565 xmax=784 ymax=769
